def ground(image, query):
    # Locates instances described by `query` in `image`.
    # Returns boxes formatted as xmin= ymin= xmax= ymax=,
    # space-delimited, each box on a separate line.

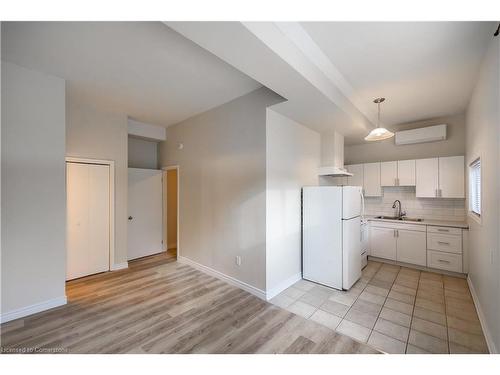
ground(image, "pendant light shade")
xmin=365 ymin=98 xmax=394 ymax=142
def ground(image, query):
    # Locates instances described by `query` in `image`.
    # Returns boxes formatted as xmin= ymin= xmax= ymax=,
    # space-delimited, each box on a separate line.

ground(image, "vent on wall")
xmin=395 ymin=124 xmax=447 ymax=145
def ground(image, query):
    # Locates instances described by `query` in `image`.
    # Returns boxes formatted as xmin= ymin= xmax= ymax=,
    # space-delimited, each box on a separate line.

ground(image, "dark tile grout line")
xmin=443 ymin=279 xmax=451 ymax=354
xmin=405 ymin=271 xmax=422 ymax=354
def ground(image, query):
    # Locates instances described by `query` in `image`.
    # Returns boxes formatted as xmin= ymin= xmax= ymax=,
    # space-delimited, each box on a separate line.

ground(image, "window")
xmin=469 ymin=158 xmax=481 ymax=217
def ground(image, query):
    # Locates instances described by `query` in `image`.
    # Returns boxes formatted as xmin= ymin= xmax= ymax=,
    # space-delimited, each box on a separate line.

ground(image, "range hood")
xmin=318 ymin=131 xmax=352 ymax=177
xmin=318 ymin=166 xmax=352 ymax=177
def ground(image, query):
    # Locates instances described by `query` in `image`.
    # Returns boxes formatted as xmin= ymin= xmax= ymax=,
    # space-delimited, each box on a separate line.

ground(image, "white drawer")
xmin=427 ymin=233 xmax=462 ymax=254
xmin=427 ymin=226 xmax=462 ymax=236
xmin=427 ymin=250 xmax=463 ymax=273
xmin=370 ymin=221 xmax=425 ymax=232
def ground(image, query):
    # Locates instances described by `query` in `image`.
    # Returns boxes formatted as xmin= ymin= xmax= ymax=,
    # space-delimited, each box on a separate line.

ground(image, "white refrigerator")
xmin=302 ymin=186 xmax=362 ymax=290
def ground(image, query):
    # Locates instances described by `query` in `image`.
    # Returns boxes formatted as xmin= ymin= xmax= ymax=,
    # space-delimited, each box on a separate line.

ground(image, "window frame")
xmin=468 ymin=157 xmax=482 ymax=224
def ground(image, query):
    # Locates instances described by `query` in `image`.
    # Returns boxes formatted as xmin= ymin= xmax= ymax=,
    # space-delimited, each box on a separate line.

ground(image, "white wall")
xmin=465 ymin=35 xmax=500 ymax=353
xmin=265 ymin=109 xmax=320 ymax=297
xmin=128 ymin=136 xmax=158 ymax=169
xmin=1 ymin=62 xmax=66 ymax=320
xmin=345 ymin=114 xmax=465 ymax=164
xmin=158 ymin=87 xmax=284 ymax=293
xmin=66 ymin=96 xmax=129 ymax=265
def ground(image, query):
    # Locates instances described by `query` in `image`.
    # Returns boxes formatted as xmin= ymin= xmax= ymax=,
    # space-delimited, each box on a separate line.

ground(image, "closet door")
xmin=128 ymin=168 xmax=163 ymax=260
xmin=67 ymin=162 xmax=110 ymax=280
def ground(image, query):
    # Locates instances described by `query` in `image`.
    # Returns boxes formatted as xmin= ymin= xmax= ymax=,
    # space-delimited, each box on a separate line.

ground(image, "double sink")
xmin=374 ymin=215 xmax=423 ymax=222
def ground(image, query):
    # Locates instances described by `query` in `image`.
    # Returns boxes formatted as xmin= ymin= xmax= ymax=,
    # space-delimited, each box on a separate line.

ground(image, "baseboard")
xmin=110 ymin=262 xmax=129 ymax=271
xmin=266 ymin=273 xmax=302 ymax=300
xmin=0 ymin=295 xmax=67 ymax=324
xmin=467 ymin=276 xmax=497 ymax=354
xmin=178 ymin=256 xmax=266 ymax=300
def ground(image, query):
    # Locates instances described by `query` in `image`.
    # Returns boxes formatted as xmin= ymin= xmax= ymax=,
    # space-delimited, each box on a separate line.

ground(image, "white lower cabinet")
xmin=368 ymin=221 xmax=465 ymax=273
xmin=396 ymin=229 xmax=426 ymax=266
xmin=370 ymin=226 xmax=397 ymax=260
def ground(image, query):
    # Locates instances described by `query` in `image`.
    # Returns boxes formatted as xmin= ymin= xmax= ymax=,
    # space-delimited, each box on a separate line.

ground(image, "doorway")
xmin=163 ymin=166 xmax=179 ymax=259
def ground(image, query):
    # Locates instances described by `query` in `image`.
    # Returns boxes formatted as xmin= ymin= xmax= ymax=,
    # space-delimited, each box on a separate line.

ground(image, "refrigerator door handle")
xmin=360 ymin=190 xmax=365 ymax=220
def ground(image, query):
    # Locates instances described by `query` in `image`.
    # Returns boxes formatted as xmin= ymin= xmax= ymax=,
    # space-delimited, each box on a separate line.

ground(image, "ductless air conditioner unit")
xmin=395 ymin=124 xmax=447 ymax=145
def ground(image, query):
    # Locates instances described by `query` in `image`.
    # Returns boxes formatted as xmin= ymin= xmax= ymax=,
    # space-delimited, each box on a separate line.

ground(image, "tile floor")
xmin=270 ymin=260 xmax=489 ymax=354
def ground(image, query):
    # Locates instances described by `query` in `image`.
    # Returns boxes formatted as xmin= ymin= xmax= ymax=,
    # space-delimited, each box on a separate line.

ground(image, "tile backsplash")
xmin=364 ymin=186 xmax=466 ymax=222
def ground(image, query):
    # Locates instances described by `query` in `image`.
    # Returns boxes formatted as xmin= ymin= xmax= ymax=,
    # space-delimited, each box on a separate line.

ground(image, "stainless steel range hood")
xmin=318 ymin=131 xmax=352 ymax=177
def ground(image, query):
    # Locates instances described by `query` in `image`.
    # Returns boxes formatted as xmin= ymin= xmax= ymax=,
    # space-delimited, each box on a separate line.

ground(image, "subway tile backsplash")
xmin=364 ymin=186 xmax=466 ymax=222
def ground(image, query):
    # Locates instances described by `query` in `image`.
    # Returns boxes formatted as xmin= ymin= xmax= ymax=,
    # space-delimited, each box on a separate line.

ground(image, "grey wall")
xmin=159 ymin=87 xmax=283 ymax=292
xmin=1 ymin=62 xmax=66 ymax=316
xmin=128 ymin=136 xmax=158 ymax=169
xmin=66 ymin=95 xmax=129 ymax=265
xmin=265 ymin=109 xmax=320 ymax=295
xmin=345 ymin=114 xmax=466 ymax=164
xmin=465 ymin=36 xmax=500 ymax=353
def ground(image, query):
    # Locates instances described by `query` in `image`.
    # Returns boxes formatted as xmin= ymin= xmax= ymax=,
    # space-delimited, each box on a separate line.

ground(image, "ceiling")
xmin=1 ymin=22 xmax=262 ymax=127
xmin=301 ymin=22 xmax=495 ymax=144
xmin=1 ymin=21 xmax=495 ymax=144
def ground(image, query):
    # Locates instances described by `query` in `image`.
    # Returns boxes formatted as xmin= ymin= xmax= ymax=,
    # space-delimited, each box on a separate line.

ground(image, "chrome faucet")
xmin=392 ymin=200 xmax=406 ymax=219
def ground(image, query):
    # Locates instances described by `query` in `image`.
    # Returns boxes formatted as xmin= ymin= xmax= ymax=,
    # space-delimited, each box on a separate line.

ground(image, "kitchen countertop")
xmin=365 ymin=215 xmax=469 ymax=229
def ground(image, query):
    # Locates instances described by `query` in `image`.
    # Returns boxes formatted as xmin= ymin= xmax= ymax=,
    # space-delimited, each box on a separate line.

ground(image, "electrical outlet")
xmin=235 ymin=256 xmax=241 ymax=266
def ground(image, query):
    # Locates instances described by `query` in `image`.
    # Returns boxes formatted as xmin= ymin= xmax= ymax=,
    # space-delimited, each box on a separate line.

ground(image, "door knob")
xmin=128 ymin=216 xmax=133 ymax=220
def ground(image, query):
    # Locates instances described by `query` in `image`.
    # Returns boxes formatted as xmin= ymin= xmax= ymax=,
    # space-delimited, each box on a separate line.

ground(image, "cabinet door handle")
xmin=438 ymin=241 xmax=450 ymax=245
xmin=393 ymin=229 xmax=396 ymax=237
xmin=435 ymin=189 xmax=438 ymax=197
xmin=437 ymin=229 xmax=449 ymax=232
xmin=438 ymin=259 xmax=451 ymax=264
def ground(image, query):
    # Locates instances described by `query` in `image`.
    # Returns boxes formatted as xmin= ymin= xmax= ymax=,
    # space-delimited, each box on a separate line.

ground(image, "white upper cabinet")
xmin=363 ymin=162 xmax=382 ymax=197
xmin=346 ymin=164 xmax=364 ymax=187
xmin=380 ymin=161 xmax=398 ymax=186
xmin=381 ymin=160 xmax=415 ymax=187
xmin=439 ymin=156 xmax=464 ymax=198
xmin=416 ymin=158 xmax=439 ymax=198
xmin=416 ymin=156 xmax=464 ymax=198
xmin=397 ymin=159 xmax=416 ymax=186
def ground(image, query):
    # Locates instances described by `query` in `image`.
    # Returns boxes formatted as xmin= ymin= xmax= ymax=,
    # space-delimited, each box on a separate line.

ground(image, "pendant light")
xmin=364 ymin=97 xmax=394 ymax=142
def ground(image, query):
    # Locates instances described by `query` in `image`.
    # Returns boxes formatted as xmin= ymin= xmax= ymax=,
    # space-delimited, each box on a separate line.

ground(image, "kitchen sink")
xmin=374 ymin=215 xmax=423 ymax=222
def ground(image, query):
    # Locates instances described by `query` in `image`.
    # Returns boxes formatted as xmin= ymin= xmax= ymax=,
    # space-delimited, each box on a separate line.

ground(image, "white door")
xmin=67 ymin=162 xmax=110 ymax=280
xmin=370 ymin=226 xmax=397 ymax=260
xmin=439 ymin=156 xmax=465 ymax=198
xmin=416 ymin=158 xmax=439 ymax=198
xmin=128 ymin=168 xmax=163 ymax=260
xmin=346 ymin=164 xmax=363 ymax=187
xmin=380 ymin=161 xmax=397 ymax=186
xmin=342 ymin=186 xmax=362 ymax=219
xmin=396 ymin=229 xmax=426 ymax=266
xmin=363 ymin=162 xmax=382 ymax=197
xmin=342 ymin=216 xmax=362 ymax=289
xmin=302 ymin=187 xmax=343 ymax=289
xmin=397 ymin=160 xmax=416 ymax=186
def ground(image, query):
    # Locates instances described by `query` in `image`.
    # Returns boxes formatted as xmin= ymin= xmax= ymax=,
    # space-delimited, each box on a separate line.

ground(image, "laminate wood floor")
xmin=0 ymin=250 xmax=378 ymax=354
